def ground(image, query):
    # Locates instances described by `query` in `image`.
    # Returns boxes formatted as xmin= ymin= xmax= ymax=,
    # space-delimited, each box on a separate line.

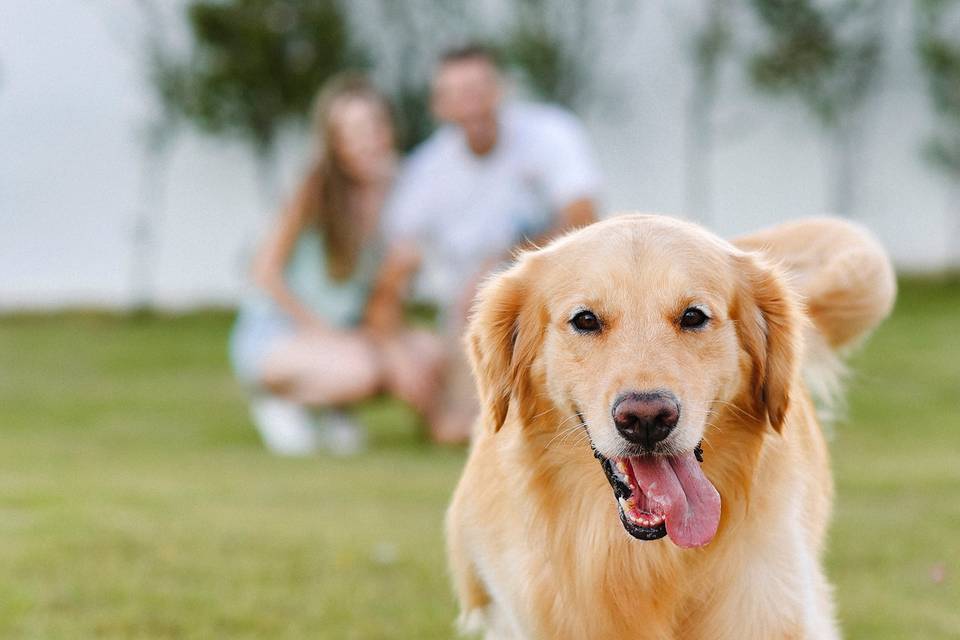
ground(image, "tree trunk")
xmin=949 ymin=181 xmax=960 ymax=269
xmin=253 ymin=144 xmax=280 ymax=216
xmin=128 ymin=128 xmax=175 ymax=311
xmin=683 ymin=0 xmax=730 ymax=229
xmin=825 ymin=114 xmax=862 ymax=218
xmin=684 ymin=78 xmax=716 ymax=227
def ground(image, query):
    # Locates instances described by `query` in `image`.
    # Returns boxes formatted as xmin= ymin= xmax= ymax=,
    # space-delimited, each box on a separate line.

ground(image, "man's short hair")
xmin=439 ymin=43 xmax=500 ymax=68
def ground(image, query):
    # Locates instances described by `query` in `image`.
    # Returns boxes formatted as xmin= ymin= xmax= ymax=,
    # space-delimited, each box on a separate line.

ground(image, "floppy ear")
xmin=465 ymin=257 xmax=545 ymax=432
xmin=733 ymin=253 xmax=803 ymax=433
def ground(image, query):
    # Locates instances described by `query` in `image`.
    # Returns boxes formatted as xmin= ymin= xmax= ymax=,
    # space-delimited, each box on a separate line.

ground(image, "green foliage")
xmin=746 ymin=0 xmax=884 ymax=127
xmin=392 ymin=85 xmax=434 ymax=153
xmin=504 ymin=25 xmax=566 ymax=105
xmin=693 ymin=1 xmax=734 ymax=77
xmin=154 ymin=0 xmax=355 ymax=155
xmin=502 ymin=0 xmax=637 ymax=111
xmin=147 ymin=0 xmax=635 ymax=154
xmin=916 ymin=0 xmax=960 ymax=178
xmin=340 ymin=0 xmax=476 ymax=151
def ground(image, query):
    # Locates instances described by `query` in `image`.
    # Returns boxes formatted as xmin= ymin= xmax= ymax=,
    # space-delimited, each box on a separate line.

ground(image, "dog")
xmin=446 ymin=214 xmax=895 ymax=639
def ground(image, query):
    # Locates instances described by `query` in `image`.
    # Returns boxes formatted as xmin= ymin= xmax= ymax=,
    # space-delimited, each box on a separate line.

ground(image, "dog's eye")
xmin=679 ymin=307 xmax=709 ymax=330
xmin=570 ymin=310 xmax=601 ymax=333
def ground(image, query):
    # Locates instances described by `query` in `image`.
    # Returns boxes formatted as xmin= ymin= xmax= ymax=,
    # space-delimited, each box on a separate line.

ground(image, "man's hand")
xmin=557 ymin=197 xmax=597 ymax=232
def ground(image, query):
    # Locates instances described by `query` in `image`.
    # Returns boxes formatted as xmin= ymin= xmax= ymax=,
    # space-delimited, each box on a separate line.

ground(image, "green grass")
xmin=828 ymin=277 xmax=960 ymax=638
xmin=0 ymin=277 xmax=957 ymax=638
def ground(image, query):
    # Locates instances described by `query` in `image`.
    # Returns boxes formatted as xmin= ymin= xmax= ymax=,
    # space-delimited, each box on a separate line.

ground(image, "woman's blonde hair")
xmin=301 ymin=73 xmax=393 ymax=281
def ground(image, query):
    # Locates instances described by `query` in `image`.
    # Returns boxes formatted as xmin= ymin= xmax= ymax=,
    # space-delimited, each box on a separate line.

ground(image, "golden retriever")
xmin=446 ymin=214 xmax=895 ymax=639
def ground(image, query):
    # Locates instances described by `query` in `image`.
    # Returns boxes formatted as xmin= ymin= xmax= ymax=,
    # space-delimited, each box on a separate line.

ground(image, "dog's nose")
xmin=612 ymin=391 xmax=680 ymax=447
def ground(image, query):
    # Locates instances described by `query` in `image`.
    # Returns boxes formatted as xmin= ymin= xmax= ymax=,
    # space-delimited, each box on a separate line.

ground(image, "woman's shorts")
xmin=228 ymin=310 xmax=295 ymax=386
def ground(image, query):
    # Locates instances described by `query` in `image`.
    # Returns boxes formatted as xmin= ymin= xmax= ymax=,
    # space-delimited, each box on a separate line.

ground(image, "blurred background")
xmin=1 ymin=1 xmax=958 ymax=638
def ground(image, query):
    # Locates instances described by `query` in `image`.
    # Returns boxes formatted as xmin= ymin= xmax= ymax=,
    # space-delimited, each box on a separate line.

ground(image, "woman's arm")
xmin=252 ymin=182 xmax=330 ymax=333
xmin=363 ymin=241 xmax=421 ymax=337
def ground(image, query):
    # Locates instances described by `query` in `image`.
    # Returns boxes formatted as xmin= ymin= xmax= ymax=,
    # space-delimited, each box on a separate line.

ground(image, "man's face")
xmin=432 ymin=57 xmax=502 ymax=155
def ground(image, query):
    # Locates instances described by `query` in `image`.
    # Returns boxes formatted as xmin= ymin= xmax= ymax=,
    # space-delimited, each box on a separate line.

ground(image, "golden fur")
xmin=446 ymin=215 xmax=895 ymax=639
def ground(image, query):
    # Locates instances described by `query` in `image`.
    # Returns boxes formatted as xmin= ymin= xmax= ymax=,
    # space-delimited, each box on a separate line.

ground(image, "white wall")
xmin=0 ymin=1 xmax=304 ymax=310
xmin=593 ymin=2 xmax=956 ymax=269
xmin=1 ymin=1 xmax=955 ymax=311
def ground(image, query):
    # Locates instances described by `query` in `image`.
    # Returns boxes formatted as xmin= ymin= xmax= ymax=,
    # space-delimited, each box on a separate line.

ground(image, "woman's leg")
xmin=430 ymin=333 xmax=479 ymax=444
xmin=260 ymin=331 xmax=382 ymax=407
xmin=428 ymin=282 xmax=486 ymax=445
xmin=261 ymin=326 xmax=458 ymax=442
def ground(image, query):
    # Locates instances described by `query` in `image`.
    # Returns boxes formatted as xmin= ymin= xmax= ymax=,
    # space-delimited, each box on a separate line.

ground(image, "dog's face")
xmin=468 ymin=215 xmax=800 ymax=548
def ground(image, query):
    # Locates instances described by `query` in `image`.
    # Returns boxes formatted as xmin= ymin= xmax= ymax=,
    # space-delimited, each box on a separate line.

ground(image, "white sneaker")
xmin=319 ymin=410 xmax=367 ymax=456
xmin=249 ymin=395 xmax=320 ymax=456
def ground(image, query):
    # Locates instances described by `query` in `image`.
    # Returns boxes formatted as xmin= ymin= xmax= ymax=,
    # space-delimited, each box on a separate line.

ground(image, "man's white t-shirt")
xmin=385 ymin=101 xmax=602 ymax=304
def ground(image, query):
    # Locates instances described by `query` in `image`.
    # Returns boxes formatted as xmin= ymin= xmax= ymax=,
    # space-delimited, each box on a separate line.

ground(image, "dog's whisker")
xmin=711 ymin=398 xmax=750 ymax=416
xmin=709 ymin=399 xmax=754 ymax=420
xmin=530 ymin=406 xmax=559 ymax=422
xmin=551 ymin=423 xmax=578 ymax=438
xmin=550 ymin=431 xmax=585 ymax=452
xmin=699 ymin=433 xmax=714 ymax=452
xmin=542 ymin=412 xmax=591 ymax=450
xmin=569 ymin=430 xmax=593 ymax=449
xmin=550 ymin=415 xmax=581 ymax=433
xmin=544 ymin=421 xmax=587 ymax=450
xmin=703 ymin=422 xmax=722 ymax=436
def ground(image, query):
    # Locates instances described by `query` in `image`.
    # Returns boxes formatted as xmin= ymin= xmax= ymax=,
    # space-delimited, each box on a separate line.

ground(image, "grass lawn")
xmin=0 ymin=277 xmax=957 ymax=638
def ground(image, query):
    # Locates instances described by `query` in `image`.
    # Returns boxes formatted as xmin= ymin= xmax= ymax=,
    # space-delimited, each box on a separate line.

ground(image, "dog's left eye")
xmin=679 ymin=307 xmax=710 ymax=330
xmin=570 ymin=310 xmax=602 ymax=333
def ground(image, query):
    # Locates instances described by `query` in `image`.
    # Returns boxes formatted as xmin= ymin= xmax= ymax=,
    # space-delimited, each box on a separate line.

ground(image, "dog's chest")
xmin=482 ymin=526 xmax=687 ymax=639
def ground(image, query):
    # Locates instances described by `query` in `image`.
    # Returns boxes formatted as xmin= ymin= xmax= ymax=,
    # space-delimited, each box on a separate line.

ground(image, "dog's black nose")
xmin=612 ymin=391 xmax=680 ymax=447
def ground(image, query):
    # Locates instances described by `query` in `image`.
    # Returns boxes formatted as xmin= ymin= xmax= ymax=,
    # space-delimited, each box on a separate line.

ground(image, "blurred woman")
xmin=230 ymin=75 xmax=443 ymax=455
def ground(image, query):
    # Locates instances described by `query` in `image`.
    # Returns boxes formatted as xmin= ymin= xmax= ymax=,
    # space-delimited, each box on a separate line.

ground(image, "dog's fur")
xmin=446 ymin=215 xmax=895 ymax=639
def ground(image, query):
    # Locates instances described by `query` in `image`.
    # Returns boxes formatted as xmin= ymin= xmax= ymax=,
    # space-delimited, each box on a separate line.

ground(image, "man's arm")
xmin=555 ymin=196 xmax=597 ymax=233
xmin=536 ymin=108 xmax=602 ymax=243
xmin=519 ymin=197 xmax=597 ymax=251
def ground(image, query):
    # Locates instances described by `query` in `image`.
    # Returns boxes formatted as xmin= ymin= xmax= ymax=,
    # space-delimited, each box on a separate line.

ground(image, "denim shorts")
xmin=228 ymin=309 xmax=296 ymax=386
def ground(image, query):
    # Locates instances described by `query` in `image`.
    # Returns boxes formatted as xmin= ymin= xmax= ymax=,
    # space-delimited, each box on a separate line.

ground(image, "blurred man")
xmin=382 ymin=44 xmax=603 ymax=442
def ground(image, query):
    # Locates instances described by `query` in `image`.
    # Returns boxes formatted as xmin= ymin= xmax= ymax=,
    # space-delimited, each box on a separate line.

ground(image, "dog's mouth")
xmin=595 ymin=445 xmax=721 ymax=548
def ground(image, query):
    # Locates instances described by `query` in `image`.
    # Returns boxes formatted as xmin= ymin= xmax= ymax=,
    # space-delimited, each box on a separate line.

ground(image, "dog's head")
xmin=466 ymin=215 xmax=801 ymax=548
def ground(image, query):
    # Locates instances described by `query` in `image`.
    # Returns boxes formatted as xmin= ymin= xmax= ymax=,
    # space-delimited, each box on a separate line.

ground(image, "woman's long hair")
xmin=302 ymin=74 xmax=393 ymax=281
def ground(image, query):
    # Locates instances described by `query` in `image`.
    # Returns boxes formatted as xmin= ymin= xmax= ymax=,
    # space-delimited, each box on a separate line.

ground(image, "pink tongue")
xmin=628 ymin=453 xmax=721 ymax=548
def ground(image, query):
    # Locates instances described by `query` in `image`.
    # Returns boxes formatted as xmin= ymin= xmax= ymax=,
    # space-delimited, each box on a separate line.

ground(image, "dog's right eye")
xmin=570 ymin=310 xmax=602 ymax=333
xmin=679 ymin=307 xmax=710 ymax=330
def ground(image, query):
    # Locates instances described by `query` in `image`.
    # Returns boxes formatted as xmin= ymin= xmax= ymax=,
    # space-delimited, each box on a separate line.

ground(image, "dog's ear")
xmin=465 ymin=256 xmax=545 ymax=432
xmin=733 ymin=252 xmax=802 ymax=433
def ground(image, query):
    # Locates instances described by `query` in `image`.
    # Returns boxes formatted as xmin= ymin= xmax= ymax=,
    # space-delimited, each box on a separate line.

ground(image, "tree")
xmin=503 ymin=0 xmax=640 ymax=114
xmin=915 ymin=0 xmax=960 ymax=264
xmin=745 ymin=0 xmax=886 ymax=216
xmin=347 ymin=0 xmax=639 ymax=150
xmin=148 ymin=0 xmax=643 ymax=162
xmin=150 ymin=0 xmax=356 ymax=203
xmin=94 ymin=0 xmax=184 ymax=310
xmin=347 ymin=0 xmax=477 ymax=151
